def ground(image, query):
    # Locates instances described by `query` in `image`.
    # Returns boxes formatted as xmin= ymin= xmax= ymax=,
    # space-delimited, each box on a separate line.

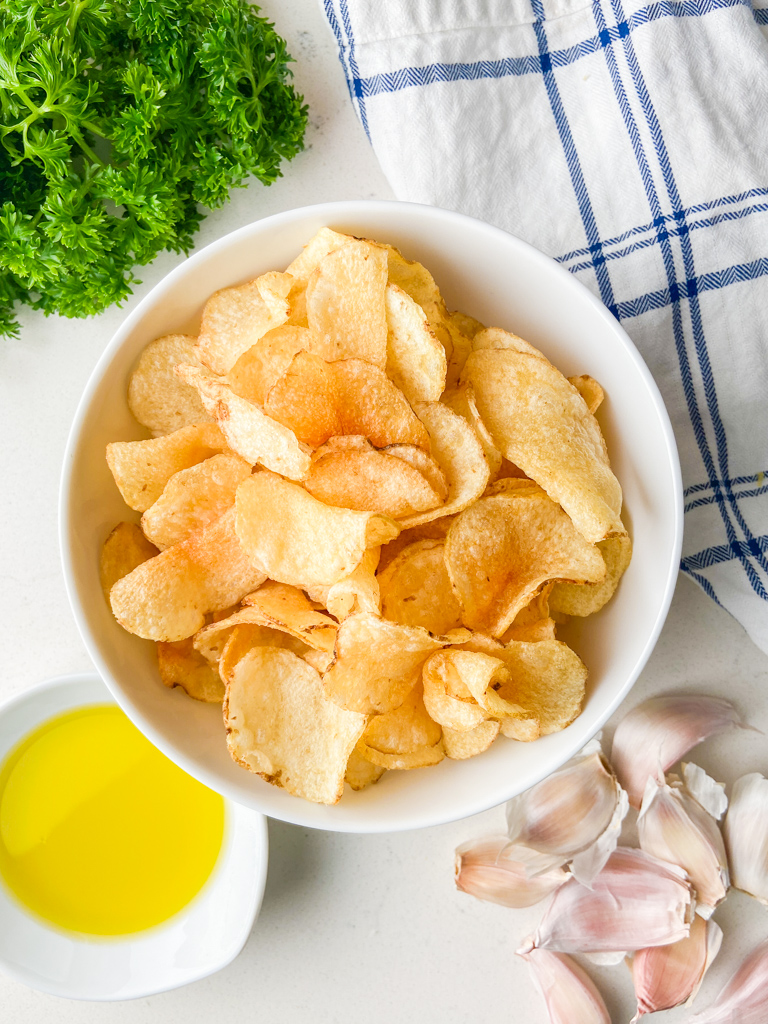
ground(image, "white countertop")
xmin=1 ymin=2 xmax=767 ymax=1021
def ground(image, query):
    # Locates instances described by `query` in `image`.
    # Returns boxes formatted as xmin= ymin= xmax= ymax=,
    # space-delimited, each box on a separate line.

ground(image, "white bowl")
xmin=0 ymin=675 xmax=268 ymax=1000
xmin=61 ymin=200 xmax=682 ymax=833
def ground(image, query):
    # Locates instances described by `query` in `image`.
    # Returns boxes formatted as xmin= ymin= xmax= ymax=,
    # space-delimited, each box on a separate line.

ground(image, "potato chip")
xmin=471 ymin=326 xmax=545 ymax=358
xmin=99 ymin=522 xmax=159 ymax=598
xmin=443 ymin=720 xmax=500 ymax=759
xmin=323 ymin=612 xmax=446 ymax=714
xmin=235 ymin=472 xmax=399 ymax=589
xmin=241 ymin=581 xmax=338 ymax=652
xmin=128 ymin=334 xmax=212 ymax=436
xmin=446 ymin=309 xmax=484 ymax=341
xmin=549 ymin=530 xmax=632 ymax=617
xmin=305 ymin=240 xmax=388 ymax=366
xmin=502 ymin=618 xmax=557 ymax=643
xmin=380 ymin=444 xmax=448 ymax=502
xmin=323 ymin=546 xmax=381 ymax=620
xmin=363 ymin=684 xmax=441 ymax=755
xmin=215 ymin=624 xmax=315 ymax=686
xmin=226 ymin=326 xmax=314 ymax=405
xmin=141 ymin=453 xmax=251 ymax=549
xmin=264 ymin=352 xmax=430 ymax=451
xmin=384 ymin=283 xmax=447 ymax=403
xmin=110 ymin=507 xmax=267 ymax=641
xmin=569 ymin=374 xmax=604 ymax=415
xmin=376 ymin=516 xmax=455 ymax=573
xmin=195 ymin=271 xmax=292 ymax=375
xmin=462 ymin=346 xmax=622 ymax=542
xmin=225 ymin=647 xmax=367 ymax=804
xmin=345 ymin=742 xmax=386 ymax=790
xmin=305 ymin=443 xmax=443 ymax=518
xmin=444 ymin=486 xmax=605 ymax=636
xmin=399 ymin=401 xmax=490 ymax=529
xmin=378 ymin=540 xmax=463 ymax=635
xmin=442 ymin=383 xmax=503 ymax=477
xmin=359 ymin=742 xmax=445 ymax=770
xmin=285 ymin=227 xmax=355 ymax=281
xmin=156 ymin=637 xmax=224 ymax=703
xmin=195 ymin=616 xmax=308 ymax=666
xmin=106 ymin=423 xmax=226 ymax=512
xmin=175 ymin=364 xmax=312 ymax=480
xmin=492 ymin=639 xmax=588 ymax=736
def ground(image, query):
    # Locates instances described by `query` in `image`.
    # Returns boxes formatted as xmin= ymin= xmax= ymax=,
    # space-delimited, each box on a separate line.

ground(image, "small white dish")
xmin=0 ymin=674 xmax=268 ymax=1001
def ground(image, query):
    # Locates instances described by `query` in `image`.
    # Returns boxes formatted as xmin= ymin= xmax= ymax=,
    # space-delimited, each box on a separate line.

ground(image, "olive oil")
xmin=0 ymin=704 xmax=224 ymax=936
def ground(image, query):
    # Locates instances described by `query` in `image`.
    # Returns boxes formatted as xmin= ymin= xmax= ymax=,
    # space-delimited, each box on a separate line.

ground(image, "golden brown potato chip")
xmin=106 ymin=423 xmax=226 ymax=512
xmin=226 ymin=326 xmax=314 ymax=405
xmin=235 ymin=472 xmax=399 ymax=589
xmin=471 ymin=326 xmax=545 ymax=358
xmin=380 ymin=444 xmax=448 ymax=502
xmin=363 ymin=684 xmax=441 ymax=755
xmin=359 ymin=742 xmax=444 ymax=770
xmin=376 ymin=516 xmax=455 ymax=573
xmin=128 ymin=334 xmax=212 ymax=436
xmin=444 ymin=485 xmax=605 ymax=636
xmin=99 ymin=522 xmax=159 ymax=598
xmin=502 ymin=618 xmax=557 ymax=643
xmin=195 ymin=271 xmax=292 ymax=375
xmin=156 ymin=637 xmax=224 ymax=703
xmin=110 ymin=507 xmax=267 ymax=641
xmin=224 ymin=647 xmax=367 ymax=805
xmin=195 ymin=616 xmax=308 ymax=666
xmin=285 ymin=227 xmax=355 ymax=281
xmin=462 ymin=345 xmax=622 ymax=542
xmin=447 ymin=309 xmax=484 ymax=341
xmin=264 ymin=352 xmax=430 ymax=451
xmin=322 ymin=547 xmax=381 ymax=621
xmin=141 ymin=453 xmax=251 ymax=549
xmin=569 ymin=374 xmax=604 ymax=415
xmin=492 ymin=639 xmax=588 ymax=736
xmin=399 ymin=401 xmax=490 ymax=529
xmin=384 ymin=283 xmax=447 ymax=403
xmin=422 ymin=649 xmax=537 ymax=733
xmin=345 ymin=742 xmax=386 ymax=790
xmin=305 ymin=240 xmax=388 ymax=366
xmin=304 ymin=443 xmax=443 ymax=518
xmin=443 ymin=720 xmax=500 ymax=759
xmin=442 ymin=383 xmax=503 ymax=478
xmin=378 ymin=540 xmax=463 ymax=635
xmin=242 ymin=581 xmax=338 ymax=652
xmin=176 ymin=364 xmax=311 ymax=481
xmin=323 ymin=612 xmax=447 ymax=715
xmin=549 ymin=530 xmax=632 ymax=617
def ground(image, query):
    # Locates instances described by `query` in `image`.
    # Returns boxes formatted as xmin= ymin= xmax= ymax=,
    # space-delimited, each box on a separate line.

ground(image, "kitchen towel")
xmin=322 ymin=0 xmax=768 ymax=653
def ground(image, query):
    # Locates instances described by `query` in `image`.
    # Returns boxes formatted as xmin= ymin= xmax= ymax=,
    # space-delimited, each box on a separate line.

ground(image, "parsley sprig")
xmin=0 ymin=0 xmax=308 ymax=338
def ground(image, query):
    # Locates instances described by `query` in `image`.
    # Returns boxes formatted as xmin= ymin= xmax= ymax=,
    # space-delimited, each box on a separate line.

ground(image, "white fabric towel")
xmin=322 ymin=0 xmax=768 ymax=653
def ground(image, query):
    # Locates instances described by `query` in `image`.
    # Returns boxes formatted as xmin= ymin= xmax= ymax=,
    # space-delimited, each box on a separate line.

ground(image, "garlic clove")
xmin=610 ymin=694 xmax=747 ymax=808
xmin=723 ymin=772 xmax=768 ymax=905
xmin=455 ymin=836 xmax=568 ymax=909
xmin=630 ymin=914 xmax=722 ymax=1021
xmin=506 ymin=737 xmax=626 ymax=884
xmin=689 ymin=937 xmax=768 ymax=1024
xmin=682 ymin=761 xmax=728 ymax=820
xmin=518 ymin=948 xmax=610 ymax=1024
xmin=521 ymin=847 xmax=693 ymax=955
xmin=638 ymin=775 xmax=729 ymax=918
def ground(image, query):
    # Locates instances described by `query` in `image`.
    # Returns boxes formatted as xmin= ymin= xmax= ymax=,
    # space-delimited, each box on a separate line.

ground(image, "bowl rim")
xmin=59 ymin=199 xmax=684 ymax=833
xmin=0 ymin=673 xmax=269 ymax=1000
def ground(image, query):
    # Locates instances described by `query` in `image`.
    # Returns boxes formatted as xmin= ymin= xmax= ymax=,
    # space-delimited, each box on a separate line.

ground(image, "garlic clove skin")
xmin=689 ymin=937 xmax=768 ymax=1024
xmin=638 ymin=775 xmax=729 ymax=918
xmin=505 ymin=738 xmax=626 ymax=884
xmin=723 ymin=772 xmax=768 ymax=905
xmin=682 ymin=761 xmax=728 ymax=820
xmin=610 ymin=694 xmax=747 ymax=808
xmin=518 ymin=948 xmax=610 ymax=1024
xmin=523 ymin=847 xmax=693 ymax=955
xmin=455 ymin=836 xmax=568 ymax=909
xmin=630 ymin=914 xmax=722 ymax=1021
xmin=570 ymin=784 xmax=629 ymax=887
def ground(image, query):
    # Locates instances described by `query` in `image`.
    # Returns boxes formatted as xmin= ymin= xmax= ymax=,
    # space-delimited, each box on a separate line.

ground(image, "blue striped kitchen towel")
xmin=322 ymin=0 xmax=768 ymax=654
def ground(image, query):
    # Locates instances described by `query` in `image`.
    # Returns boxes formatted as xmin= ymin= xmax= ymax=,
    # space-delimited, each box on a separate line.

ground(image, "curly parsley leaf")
xmin=0 ymin=0 xmax=307 ymax=336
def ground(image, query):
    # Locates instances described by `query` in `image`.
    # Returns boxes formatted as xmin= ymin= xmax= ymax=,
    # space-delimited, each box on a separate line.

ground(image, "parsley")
xmin=0 ymin=0 xmax=308 ymax=338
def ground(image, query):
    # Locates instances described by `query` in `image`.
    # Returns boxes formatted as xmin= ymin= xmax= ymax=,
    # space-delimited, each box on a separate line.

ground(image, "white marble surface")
xmin=1 ymin=2 xmax=767 ymax=1021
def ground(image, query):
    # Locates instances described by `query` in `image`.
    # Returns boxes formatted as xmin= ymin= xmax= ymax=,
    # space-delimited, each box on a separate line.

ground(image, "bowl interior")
xmin=0 ymin=675 xmax=267 ymax=1000
xmin=61 ymin=201 xmax=682 ymax=832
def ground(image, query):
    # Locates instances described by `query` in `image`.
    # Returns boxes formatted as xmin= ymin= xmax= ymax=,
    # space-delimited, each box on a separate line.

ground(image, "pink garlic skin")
xmin=525 ymin=847 xmax=693 ymax=954
xmin=723 ymin=773 xmax=768 ymax=905
xmin=638 ymin=776 xmax=729 ymax=917
xmin=519 ymin=948 xmax=610 ymax=1024
xmin=690 ymin=937 xmax=768 ymax=1024
xmin=631 ymin=914 xmax=722 ymax=1021
xmin=454 ymin=836 xmax=568 ymax=909
xmin=610 ymin=694 xmax=745 ymax=808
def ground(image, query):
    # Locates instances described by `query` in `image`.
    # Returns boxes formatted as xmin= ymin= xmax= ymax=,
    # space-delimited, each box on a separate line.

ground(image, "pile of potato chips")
xmin=100 ymin=228 xmax=632 ymax=805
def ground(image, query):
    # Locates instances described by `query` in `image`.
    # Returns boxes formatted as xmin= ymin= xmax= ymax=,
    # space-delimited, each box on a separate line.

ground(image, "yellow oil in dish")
xmin=0 ymin=704 xmax=225 ymax=937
